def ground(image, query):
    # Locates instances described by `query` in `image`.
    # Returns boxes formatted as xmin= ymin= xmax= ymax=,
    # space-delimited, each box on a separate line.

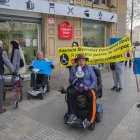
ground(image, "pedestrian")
xmin=110 ymin=61 xmax=125 ymax=92
xmin=0 ymin=40 xmax=16 ymax=114
xmin=66 ymin=54 xmax=97 ymax=128
xmin=10 ymin=40 xmax=26 ymax=74
xmin=66 ymin=41 xmax=79 ymax=72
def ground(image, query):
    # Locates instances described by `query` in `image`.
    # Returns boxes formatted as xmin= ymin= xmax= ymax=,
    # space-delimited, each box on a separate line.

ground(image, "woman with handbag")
xmin=10 ymin=40 xmax=26 ymax=74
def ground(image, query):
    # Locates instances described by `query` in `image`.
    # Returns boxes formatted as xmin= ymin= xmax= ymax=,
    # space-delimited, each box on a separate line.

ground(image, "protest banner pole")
xmin=58 ymin=63 xmax=63 ymax=92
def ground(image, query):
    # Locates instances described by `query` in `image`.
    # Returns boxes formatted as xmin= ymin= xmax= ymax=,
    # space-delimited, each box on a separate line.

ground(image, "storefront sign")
xmin=58 ymin=21 xmax=72 ymax=40
xmin=0 ymin=0 xmax=117 ymax=23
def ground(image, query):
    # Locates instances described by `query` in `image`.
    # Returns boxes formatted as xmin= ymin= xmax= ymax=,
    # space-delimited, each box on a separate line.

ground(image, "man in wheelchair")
xmin=30 ymin=51 xmax=54 ymax=93
xmin=67 ymin=54 xmax=97 ymax=129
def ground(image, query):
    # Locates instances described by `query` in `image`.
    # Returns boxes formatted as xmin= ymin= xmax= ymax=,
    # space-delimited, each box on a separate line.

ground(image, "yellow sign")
xmin=58 ymin=36 xmax=133 ymax=66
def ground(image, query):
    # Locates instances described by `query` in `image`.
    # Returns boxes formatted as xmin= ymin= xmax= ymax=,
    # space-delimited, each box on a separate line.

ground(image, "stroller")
xmin=27 ymin=68 xmax=50 ymax=100
xmin=3 ymin=74 xmax=24 ymax=109
xmin=59 ymin=66 xmax=103 ymax=130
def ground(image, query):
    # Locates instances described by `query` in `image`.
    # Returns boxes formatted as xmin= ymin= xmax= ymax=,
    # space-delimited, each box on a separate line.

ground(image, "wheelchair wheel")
xmin=89 ymin=122 xmax=95 ymax=130
xmin=95 ymin=109 xmax=103 ymax=122
xmin=19 ymin=91 xmax=23 ymax=102
xmin=14 ymin=101 xmax=18 ymax=109
xmin=64 ymin=113 xmax=69 ymax=124
xmin=3 ymin=91 xmax=6 ymax=101
xmin=46 ymin=85 xmax=50 ymax=92
xmin=40 ymin=93 xmax=44 ymax=100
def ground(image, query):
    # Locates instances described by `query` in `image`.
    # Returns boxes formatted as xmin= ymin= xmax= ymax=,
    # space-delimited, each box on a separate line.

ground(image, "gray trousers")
xmin=112 ymin=68 xmax=124 ymax=88
xmin=0 ymin=79 xmax=4 ymax=110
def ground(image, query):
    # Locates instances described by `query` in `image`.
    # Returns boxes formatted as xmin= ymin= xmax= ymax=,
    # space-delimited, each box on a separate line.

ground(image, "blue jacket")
xmin=69 ymin=65 xmax=97 ymax=90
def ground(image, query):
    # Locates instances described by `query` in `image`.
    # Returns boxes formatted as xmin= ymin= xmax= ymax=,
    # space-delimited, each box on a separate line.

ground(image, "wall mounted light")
xmin=69 ymin=0 xmax=74 ymax=5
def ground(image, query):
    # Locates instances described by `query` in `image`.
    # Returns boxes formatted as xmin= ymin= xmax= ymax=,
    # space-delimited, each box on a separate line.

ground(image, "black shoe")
xmin=82 ymin=118 xmax=90 ymax=129
xmin=137 ymin=104 xmax=140 ymax=108
xmin=116 ymin=87 xmax=122 ymax=92
xmin=67 ymin=114 xmax=77 ymax=124
xmin=111 ymin=86 xmax=118 ymax=91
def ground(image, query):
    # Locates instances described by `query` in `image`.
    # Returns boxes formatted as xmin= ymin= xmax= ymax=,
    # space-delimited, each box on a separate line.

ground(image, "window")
xmin=82 ymin=19 xmax=106 ymax=68
xmin=83 ymin=19 xmax=106 ymax=47
xmin=0 ymin=22 xmax=40 ymax=66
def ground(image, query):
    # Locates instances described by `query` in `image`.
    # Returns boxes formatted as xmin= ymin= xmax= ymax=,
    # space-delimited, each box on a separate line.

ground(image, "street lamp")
xmin=130 ymin=0 xmax=134 ymax=44
xmin=129 ymin=0 xmax=134 ymax=68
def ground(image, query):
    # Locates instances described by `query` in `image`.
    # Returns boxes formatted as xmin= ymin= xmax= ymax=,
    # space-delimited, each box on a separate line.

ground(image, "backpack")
xmin=19 ymin=46 xmax=25 ymax=68
xmin=92 ymin=66 xmax=103 ymax=98
xmin=92 ymin=66 xmax=102 ymax=87
xmin=20 ymin=58 xmax=24 ymax=67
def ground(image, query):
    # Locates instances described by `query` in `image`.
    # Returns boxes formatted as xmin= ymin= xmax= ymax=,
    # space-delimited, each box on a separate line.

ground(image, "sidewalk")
xmin=0 ymin=67 xmax=140 ymax=140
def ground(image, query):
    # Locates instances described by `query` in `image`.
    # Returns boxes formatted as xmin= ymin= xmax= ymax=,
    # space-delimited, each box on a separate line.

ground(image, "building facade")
xmin=133 ymin=25 xmax=140 ymax=43
xmin=0 ymin=0 xmax=127 ymax=70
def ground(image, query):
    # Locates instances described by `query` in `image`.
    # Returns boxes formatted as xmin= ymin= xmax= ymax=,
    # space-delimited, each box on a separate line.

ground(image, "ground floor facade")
xmin=0 ymin=3 xmax=124 ymax=71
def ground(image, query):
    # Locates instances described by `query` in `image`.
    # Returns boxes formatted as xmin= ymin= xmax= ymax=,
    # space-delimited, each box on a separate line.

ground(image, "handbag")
xmin=20 ymin=58 xmax=24 ymax=67
xmin=110 ymin=63 xmax=115 ymax=70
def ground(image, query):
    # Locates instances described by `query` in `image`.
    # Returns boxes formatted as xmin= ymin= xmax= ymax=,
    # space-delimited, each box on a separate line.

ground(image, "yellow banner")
xmin=58 ymin=36 xmax=133 ymax=66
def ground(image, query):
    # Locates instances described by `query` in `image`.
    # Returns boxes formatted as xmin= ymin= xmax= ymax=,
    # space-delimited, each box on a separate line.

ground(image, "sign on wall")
xmin=0 ymin=0 xmax=117 ymax=23
xmin=58 ymin=21 xmax=72 ymax=40
xmin=48 ymin=17 xmax=55 ymax=25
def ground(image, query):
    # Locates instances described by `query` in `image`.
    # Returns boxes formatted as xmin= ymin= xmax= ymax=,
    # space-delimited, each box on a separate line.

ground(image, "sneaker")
xmin=111 ymin=86 xmax=118 ymax=91
xmin=82 ymin=118 xmax=90 ymax=129
xmin=67 ymin=114 xmax=77 ymax=124
xmin=0 ymin=108 xmax=6 ymax=114
xmin=116 ymin=87 xmax=122 ymax=92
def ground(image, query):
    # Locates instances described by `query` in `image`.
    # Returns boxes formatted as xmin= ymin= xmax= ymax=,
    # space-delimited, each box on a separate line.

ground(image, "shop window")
xmin=0 ymin=22 xmax=40 ymax=66
xmin=82 ymin=19 xmax=106 ymax=68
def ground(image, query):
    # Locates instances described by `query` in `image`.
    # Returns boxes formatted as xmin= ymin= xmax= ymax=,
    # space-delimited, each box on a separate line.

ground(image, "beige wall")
xmin=42 ymin=0 xmax=127 ymax=60
xmin=42 ymin=14 xmax=82 ymax=59
xmin=117 ymin=0 xmax=127 ymax=37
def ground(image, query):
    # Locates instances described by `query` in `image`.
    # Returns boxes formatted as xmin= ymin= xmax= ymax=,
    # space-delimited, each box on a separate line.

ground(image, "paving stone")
xmin=1 ymin=68 xmax=140 ymax=140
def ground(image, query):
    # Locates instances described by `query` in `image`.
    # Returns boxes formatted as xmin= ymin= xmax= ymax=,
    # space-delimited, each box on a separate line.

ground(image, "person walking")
xmin=0 ymin=40 xmax=16 ymax=114
xmin=111 ymin=61 xmax=125 ymax=92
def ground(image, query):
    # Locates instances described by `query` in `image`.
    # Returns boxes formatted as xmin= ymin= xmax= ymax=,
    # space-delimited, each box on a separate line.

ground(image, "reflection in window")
xmin=82 ymin=19 xmax=106 ymax=68
xmin=0 ymin=22 xmax=39 ymax=65
xmin=83 ymin=19 xmax=106 ymax=47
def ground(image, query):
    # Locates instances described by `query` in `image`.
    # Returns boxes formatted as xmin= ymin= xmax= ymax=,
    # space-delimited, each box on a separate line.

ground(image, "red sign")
xmin=48 ymin=17 xmax=55 ymax=25
xmin=58 ymin=21 xmax=72 ymax=40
